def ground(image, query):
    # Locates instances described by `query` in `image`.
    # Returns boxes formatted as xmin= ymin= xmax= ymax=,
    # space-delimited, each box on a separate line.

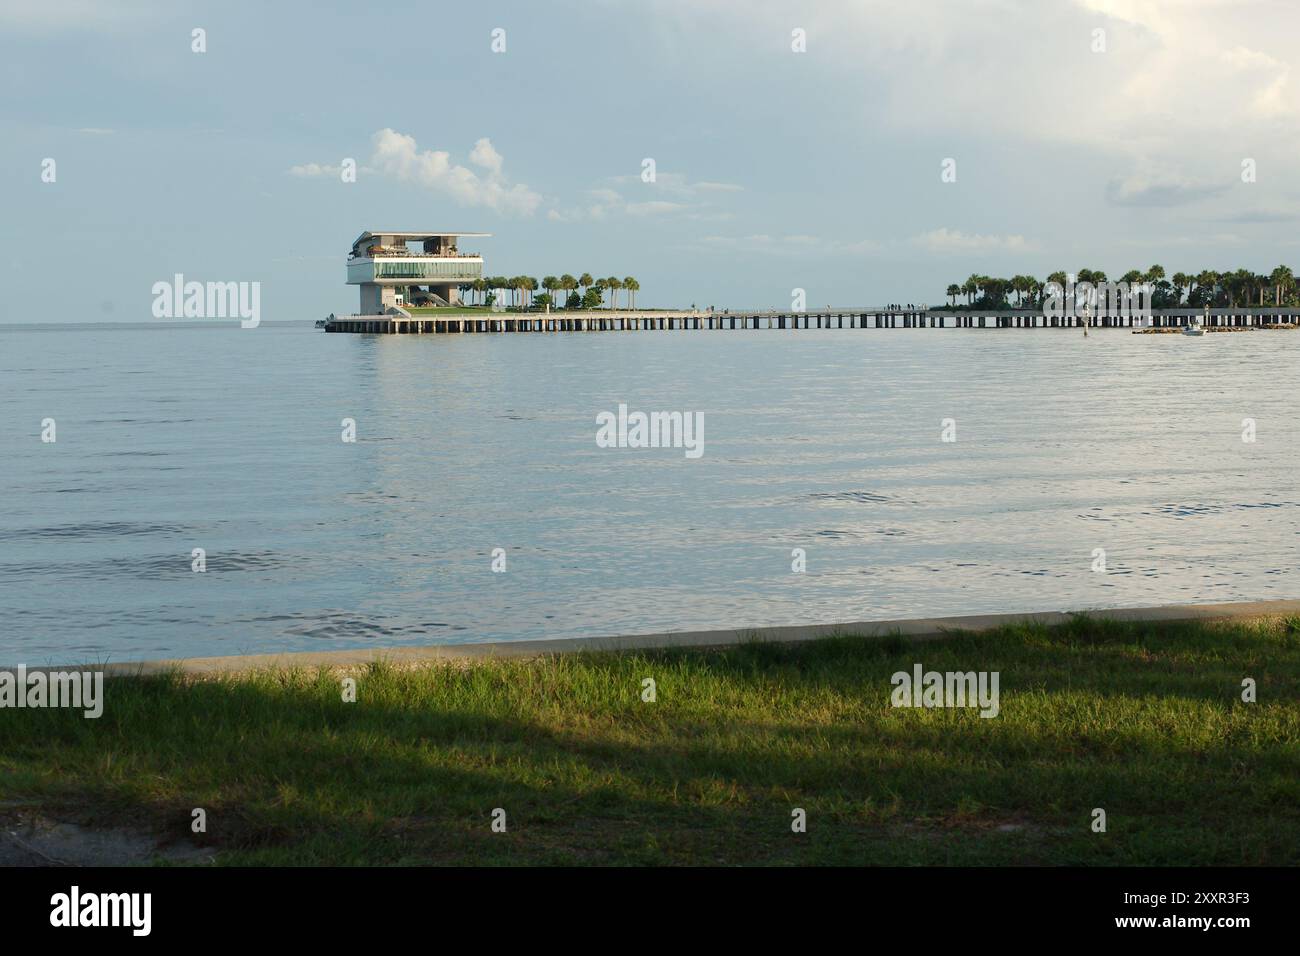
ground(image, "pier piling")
xmin=323 ymin=308 xmax=1300 ymax=335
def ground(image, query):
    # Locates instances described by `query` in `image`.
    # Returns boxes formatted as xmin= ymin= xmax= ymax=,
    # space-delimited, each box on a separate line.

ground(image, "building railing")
xmin=362 ymin=260 xmax=484 ymax=281
xmin=352 ymin=247 xmax=482 ymax=259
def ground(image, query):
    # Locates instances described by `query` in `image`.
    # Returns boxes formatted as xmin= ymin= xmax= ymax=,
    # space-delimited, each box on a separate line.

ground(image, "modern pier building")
xmin=346 ymin=231 xmax=488 ymax=313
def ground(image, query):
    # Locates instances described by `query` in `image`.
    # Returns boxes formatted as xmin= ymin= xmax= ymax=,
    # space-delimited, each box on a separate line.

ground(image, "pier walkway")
xmin=323 ymin=307 xmax=1300 ymax=334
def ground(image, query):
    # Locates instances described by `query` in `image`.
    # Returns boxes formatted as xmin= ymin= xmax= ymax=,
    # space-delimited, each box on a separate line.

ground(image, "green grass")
xmin=2 ymin=615 xmax=1298 ymax=866
xmin=403 ymin=305 xmax=492 ymax=316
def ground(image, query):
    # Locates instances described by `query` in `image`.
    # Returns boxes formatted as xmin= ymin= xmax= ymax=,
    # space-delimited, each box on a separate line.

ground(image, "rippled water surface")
xmin=3 ymin=323 xmax=1298 ymax=663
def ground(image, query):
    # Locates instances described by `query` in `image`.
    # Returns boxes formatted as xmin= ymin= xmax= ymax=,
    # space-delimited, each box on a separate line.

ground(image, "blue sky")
xmin=4 ymin=0 xmax=1299 ymax=320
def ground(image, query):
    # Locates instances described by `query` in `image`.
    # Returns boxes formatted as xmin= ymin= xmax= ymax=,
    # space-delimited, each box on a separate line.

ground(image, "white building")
xmin=346 ymin=231 xmax=489 ymax=314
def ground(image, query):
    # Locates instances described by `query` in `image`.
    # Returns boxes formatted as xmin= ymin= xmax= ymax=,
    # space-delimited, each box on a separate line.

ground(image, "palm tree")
xmin=472 ymin=278 xmax=487 ymax=305
xmin=1236 ymin=269 xmax=1255 ymax=308
xmin=1043 ymin=272 xmax=1066 ymax=310
xmin=1223 ymin=269 xmax=1251 ymax=308
xmin=542 ymin=276 xmax=557 ymax=308
xmin=606 ymin=276 xmax=622 ymax=308
xmin=623 ymin=277 xmax=639 ymax=309
xmin=579 ymin=273 xmax=593 ymax=302
xmin=1027 ymin=277 xmax=1044 ymax=307
xmin=1272 ymin=265 xmax=1294 ymax=306
xmin=559 ymin=274 xmax=577 ymax=308
xmin=946 ymin=284 xmax=960 ymax=306
xmin=1194 ymin=270 xmax=1219 ymax=306
xmin=1014 ymin=275 xmax=1034 ymax=307
xmin=1145 ymin=264 xmax=1165 ymax=286
xmin=1171 ymin=272 xmax=1189 ymax=305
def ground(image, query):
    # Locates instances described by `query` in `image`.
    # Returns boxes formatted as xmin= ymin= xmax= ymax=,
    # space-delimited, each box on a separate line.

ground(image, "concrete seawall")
xmin=13 ymin=599 xmax=1300 ymax=677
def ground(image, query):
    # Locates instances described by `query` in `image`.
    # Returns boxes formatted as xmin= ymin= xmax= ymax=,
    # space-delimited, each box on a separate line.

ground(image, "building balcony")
xmin=347 ymin=257 xmax=484 ymax=284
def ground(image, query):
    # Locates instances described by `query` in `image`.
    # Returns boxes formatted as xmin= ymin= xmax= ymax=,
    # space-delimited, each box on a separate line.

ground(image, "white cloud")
xmin=911 ymin=229 xmax=1031 ymax=254
xmin=0 ymin=0 xmax=153 ymax=30
xmin=290 ymin=131 xmax=541 ymax=216
xmin=608 ymin=172 xmax=744 ymax=199
xmin=551 ymin=171 xmax=744 ymax=222
xmin=692 ymin=234 xmax=882 ymax=256
xmin=671 ymin=0 xmax=1300 ymax=184
xmin=691 ymin=230 xmax=1030 ymax=257
xmin=626 ymin=200 xmax=691 ymax=216
xmin=1104 ymin=166 xmax=1226 ymax=206
xmin=468 ymin=137 xmax=504 ymax=175
xmin=288 ymin=162 xmax=340 ymax=178
xmin=366 ymin=130 xmax=542 ymax=216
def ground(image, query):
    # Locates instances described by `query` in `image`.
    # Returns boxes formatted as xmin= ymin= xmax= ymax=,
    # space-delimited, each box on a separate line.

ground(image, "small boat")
xmin=1181 ymin=323 xmax=1205 ymax=336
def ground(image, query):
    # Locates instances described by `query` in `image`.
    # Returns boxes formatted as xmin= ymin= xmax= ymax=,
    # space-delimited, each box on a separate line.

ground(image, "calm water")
xmin=3 ymin=323 xmax=1298 ymax=664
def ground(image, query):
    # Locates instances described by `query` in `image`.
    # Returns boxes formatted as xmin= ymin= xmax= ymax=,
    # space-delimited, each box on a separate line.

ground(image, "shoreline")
xmin=18 ymin=597 xmax=1300 ymax=677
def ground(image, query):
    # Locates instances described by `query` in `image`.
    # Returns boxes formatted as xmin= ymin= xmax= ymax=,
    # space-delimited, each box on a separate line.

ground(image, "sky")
xmin=4 ymin=0 xmax=1300 ymax=320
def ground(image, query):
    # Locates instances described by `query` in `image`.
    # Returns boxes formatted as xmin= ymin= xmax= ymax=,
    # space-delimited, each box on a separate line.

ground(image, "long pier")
xmin=323 ymin=307 xmax=1300 ymax=334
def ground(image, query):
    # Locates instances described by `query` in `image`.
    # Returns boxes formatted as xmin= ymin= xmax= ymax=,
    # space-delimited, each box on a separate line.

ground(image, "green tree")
xmin=1170 ymin=272 xmax=1189 ymax=305
xmin=559 ymin=274 xmax=577 ymax=308
xmin=1271 ymin=265 xmax=1294 ymax=306
xmin=1011 ymin=275 xmax=1037 ymax=307
xmin=1026 ymin=277 xmax=1044 ymax=307
xmin=623 ymin=277 xmax=639 ymax=309
xmin=1194 ymin=270 xmax=1219 ymax=306
xmin=606 ymin=276 xmax=622 ymax=308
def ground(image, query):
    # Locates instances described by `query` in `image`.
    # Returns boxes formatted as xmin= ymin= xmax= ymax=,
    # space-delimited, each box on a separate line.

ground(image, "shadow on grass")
xmin=0 ymin=616 xmax=1297 ymax=865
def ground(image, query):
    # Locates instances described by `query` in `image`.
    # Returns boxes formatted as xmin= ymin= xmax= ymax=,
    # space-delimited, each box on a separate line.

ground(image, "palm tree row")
xmin=944 ymin=265 xmax=1300 ymax=310
xmin=461 ymin=273 xmax=641 ymax=310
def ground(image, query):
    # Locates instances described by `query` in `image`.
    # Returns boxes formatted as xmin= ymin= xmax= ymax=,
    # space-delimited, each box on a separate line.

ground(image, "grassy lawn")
xmin=403 ymin=306 xmax=492 ymax=316
xmin=2 ymin=615 xmax=1297 ymax=866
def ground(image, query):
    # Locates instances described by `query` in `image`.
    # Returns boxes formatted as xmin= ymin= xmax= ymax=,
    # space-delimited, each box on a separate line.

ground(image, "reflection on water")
xmin=2 ymin=323 xmax=1297 ymax=663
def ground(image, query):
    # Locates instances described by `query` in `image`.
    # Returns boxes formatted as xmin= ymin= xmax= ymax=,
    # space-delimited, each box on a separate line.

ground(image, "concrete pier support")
xmin=322 ymin=307 xmax=1299 ymax=336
